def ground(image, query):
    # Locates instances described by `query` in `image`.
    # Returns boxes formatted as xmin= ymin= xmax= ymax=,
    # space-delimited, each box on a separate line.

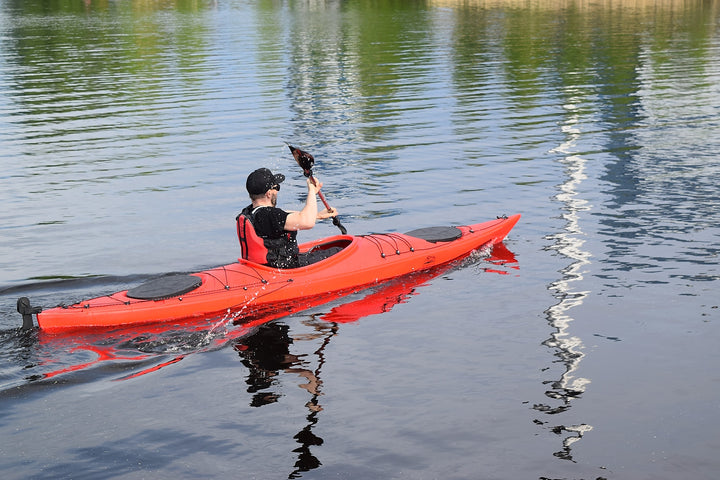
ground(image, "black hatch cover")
xmin=404 ymin=226 xmax=462 ymax=243
xmin=126 ymin=274 xmax=202 ymax=300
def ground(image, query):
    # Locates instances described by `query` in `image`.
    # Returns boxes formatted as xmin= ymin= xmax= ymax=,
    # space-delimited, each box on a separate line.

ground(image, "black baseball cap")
xmin=246 ymin=168 xmax=285 ymax=195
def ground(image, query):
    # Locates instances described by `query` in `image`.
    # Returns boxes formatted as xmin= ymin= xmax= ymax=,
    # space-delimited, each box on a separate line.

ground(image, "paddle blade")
xmin=288 ymin=145 xmax=315 ymax=176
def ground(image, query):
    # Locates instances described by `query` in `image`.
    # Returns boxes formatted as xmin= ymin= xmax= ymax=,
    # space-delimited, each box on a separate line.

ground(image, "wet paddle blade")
xmin=288 ymin=145 xmax=314 ymax=177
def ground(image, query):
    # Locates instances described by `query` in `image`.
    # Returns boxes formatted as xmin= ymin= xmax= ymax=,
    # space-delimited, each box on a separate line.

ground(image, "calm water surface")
xmin=1 ymin=1 xmax=719 ymax=479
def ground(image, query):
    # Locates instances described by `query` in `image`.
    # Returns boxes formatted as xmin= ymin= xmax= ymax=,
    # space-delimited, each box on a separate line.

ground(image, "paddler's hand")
xmin=307 ymin=176 xmax=323 ymax=195
xmin=318 ymin=207 xmax=339 ymax=220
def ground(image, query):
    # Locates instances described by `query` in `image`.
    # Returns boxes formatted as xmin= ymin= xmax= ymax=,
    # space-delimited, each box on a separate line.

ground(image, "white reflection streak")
xmin=548 ymin=126 xmax=592 ymax=394
xmin=543 ymin=101 xmax=593 ymax=458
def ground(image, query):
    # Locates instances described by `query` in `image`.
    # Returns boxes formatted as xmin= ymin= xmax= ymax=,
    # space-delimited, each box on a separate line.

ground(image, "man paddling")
xmin=237 ymin=167 xmax=340 ymax=268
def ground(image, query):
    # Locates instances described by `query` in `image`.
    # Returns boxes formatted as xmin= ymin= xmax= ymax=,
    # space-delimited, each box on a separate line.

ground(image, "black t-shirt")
xmin=240 ymin=205 xmax=342 ymax=268
xmin=251 ymin=206 xmax=290 ymax=239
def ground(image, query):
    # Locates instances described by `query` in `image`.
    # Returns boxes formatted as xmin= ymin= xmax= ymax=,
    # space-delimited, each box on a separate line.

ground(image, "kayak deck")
xmin=29 ymin=214 xmax=520 ymax=332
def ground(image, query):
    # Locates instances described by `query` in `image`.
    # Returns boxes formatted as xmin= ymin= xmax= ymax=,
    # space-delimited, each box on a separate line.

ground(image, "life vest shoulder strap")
xmin=236 ymin=213 xmax=270 ymax=265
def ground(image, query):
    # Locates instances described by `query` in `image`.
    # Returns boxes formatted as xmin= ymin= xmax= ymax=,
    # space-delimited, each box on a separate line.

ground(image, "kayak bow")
xmin=23 ymin=214 xmax=520 ymax=332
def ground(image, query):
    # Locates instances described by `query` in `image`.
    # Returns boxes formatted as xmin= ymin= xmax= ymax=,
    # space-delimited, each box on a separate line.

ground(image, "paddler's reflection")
xmin=234 ymin=320 xmax=337 ymax=478
xmin=234 ymin=322 xmax=296 ymax=407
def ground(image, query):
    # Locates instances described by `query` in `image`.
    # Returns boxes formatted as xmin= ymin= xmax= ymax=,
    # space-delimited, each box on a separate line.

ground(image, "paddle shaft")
xmin=308 ymin=173 xmax=347 ymax=234
xmin=308 ymin=174 xmax=331 ymax=209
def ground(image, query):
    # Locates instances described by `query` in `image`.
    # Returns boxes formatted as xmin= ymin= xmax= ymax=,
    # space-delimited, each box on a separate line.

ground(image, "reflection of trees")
xmin=282 ymin=0 xmax=437 ymax=193
xmin=466 ymin=0 xmax=692 ymax=462
xmin=234 ymin=320 xmax=338 ymax=479
xmin=532 ymin=10 xmax=638 ymax=453
xmin=4 ymin=0 xmax=211 ymax=152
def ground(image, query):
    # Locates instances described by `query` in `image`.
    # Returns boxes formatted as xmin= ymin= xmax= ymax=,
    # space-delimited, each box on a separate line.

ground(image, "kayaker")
xmin=238 ymin=167 xmax=341 ymax=268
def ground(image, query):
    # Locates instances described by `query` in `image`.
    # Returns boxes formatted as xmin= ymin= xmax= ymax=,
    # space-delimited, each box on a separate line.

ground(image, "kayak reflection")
xmin=320 ymin=241 xmax=518 ymax=324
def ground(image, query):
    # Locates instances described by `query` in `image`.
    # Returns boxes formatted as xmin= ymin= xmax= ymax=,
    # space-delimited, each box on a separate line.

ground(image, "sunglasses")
xmin=271 ymin=184 xmax=280 ymax=191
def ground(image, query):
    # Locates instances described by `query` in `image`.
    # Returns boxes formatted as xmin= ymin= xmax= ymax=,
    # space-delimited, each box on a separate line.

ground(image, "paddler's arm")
xmin=285 ymin=207 xmax=338 ymax=222
xmin=317 ymin=207 xmax=339 ymax=220
xmin=285 ymin=206 xmax=338 ymax=219
xmin=284 ymin=177 xmax=328 ymax=231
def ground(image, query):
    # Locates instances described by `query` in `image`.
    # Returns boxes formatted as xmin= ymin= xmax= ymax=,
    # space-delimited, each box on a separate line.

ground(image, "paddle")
xmin=287 ymin=145 xmax=347 ymax=235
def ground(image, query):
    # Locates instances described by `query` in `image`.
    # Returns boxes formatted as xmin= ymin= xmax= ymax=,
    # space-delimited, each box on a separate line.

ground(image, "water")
xmin=2 ymin=1 xmax=720 ymax=478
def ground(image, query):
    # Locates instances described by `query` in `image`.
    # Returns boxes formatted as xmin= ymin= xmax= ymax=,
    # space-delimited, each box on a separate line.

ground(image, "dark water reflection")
xmin=236 ymin=321 xmax=334 ymax=478
xmin=2 ymin=0 xmax=720 ymax=479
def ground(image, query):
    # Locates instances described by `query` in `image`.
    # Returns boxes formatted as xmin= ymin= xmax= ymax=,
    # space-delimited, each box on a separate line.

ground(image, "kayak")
xmin=20 ymin=214 xmax=520 ymax=332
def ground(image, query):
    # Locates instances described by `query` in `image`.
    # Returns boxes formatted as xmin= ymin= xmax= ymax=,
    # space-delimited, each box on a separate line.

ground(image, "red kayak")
xmin=19 ymin=214 xmax=520 ymax=332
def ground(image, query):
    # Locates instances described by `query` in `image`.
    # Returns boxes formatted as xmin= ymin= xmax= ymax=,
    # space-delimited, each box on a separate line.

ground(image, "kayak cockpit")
xmin=301 ymin=237 xmax=353 ymax=255
xmin=238 ymin=235 xmax=356 ymax=271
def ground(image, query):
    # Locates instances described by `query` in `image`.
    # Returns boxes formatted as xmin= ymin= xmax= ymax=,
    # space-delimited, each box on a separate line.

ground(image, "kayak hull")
xmin=35 ymin=215 xmax=520 ymax=332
